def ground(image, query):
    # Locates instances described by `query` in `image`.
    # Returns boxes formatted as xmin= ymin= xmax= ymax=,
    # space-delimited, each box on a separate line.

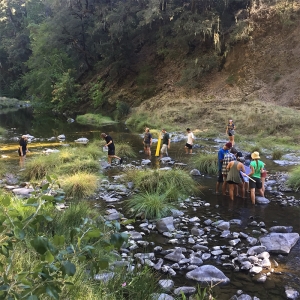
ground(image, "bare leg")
xmin=222 ymin=176 xmax=227 ymax=195
xmin=216 ymin=182 xmax=220 ymax=193
xmin=228 ymin=184 xmax=235 ymax=200
xmin=239 ymin=183 xmax=245 ymax=198
xmin=250 ymin=188 xmax=256 ymax=204
xmin=261 ymin=178 xmax=265 ymax=194
xmin=19 ymin=155 xmax=26 ymax=168
xmin=258 ymin=188 xmax=264 ymax=198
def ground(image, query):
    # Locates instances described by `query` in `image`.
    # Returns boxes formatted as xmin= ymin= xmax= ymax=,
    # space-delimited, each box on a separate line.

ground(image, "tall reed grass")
xmin=192 ymin=153 xmax=218 ymax=175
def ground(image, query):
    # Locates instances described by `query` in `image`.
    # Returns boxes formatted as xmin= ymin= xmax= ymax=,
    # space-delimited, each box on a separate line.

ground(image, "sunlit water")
xmin=0 ymin=109 xmax=299 ymax=299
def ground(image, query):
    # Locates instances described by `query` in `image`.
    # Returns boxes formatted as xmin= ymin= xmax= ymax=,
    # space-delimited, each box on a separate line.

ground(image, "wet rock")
xmin=129 ymin=231 xmax=143 ymax=240
xmin=230 ymin=219 xmax=242 ymax=225
xmin=173 ymin=286 xmax=196 ymax=296
xmin=237 ymin=294 xmax=252 ymax=300
xmin=269 ymin=226 xmax=293 ymax=233
xmin=229 ymin=239 xmax=241 ymax=246
xmin=203 ymin=219 xmax=212 ymax=226
xmin=158 ymin=279 xmax=174 ymax=291
xmin=151 ymin=293 xmax=174 ymax=300
xmin=170 ymin=209 xmax=184 ymax=217
xmin=247 ymin=246 xmax=267 ymax=256
xmin=153 ymin=258 xmax=164 ymax=271
xmin=202 ymin=253 xmax=211 ymax=260
xmin=141 ymin=159 xmax=151 ymax=165
xmin=165 ymin=248 xmax=185 ymax=262
xmin=156 ymin=217 xmax=175 ymax=233
xmin=186 ymin=265 xmax=230 ymax=284
xmin=105 ymin=212 xmax=123 ymax=221
xmin=254 ymin=273 xmax=267 ymax=283
xmin=260 ymin=233 xmax=300 ymax=254
xmin=216 ymin=221 xmax=230 ymax=231
xmin=240 ymin=261 xmax=252 ymax=270
xmin=191 ymin=227 xmax=205 ymax=237
xmin=220 ymin=230 xmax=231 ymax=238
xmin=189 ymin=256 xmax=203 ymax=266
xmin=247 ymin=237 xmax=258 ymax=246
xmin=285 ymin=286 xmax=299 ymax=299
xmin=12 ymin=187 xmax=34 ymax=196
xmin=250 ymin=266 xmax=263 ymax=274
xmin=211 ymin=249 xmax=223 ymax=256
xmin=255 ymin=196 xmax=270 ymax=204
xmin=190 ymin=169 xmax=201 ymax=176
xmin=94 ymin=272 xmax=114 ymax=282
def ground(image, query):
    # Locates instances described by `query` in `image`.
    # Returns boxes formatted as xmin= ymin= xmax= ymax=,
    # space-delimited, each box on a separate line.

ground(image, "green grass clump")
xmin=192 ymin=153 xmax=218 ymax=175
xmin=0 ymin=126 xmax=6 ymax=135
xmin=127 ymin=189 xmax=175 ymax=219
xmin=24 ymin=153 xmax=59 ymax=180
xmin=62 ymin=172 xmax=98 ymax=200
xmin=115 ymin=142 xmax=136 ymax=158
xmin=287 ymin=166 xmax=300 ymax=191
xmin=59 ymin=157 xmax=100 ymax=174
xmin=272 ymin=149 xmax=283 ymax=160
xmin=76 ymin=113 xmax=116 ymax=126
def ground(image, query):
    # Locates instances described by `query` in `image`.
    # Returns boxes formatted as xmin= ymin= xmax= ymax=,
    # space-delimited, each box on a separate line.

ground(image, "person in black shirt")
xmin=101 ymin=133 xmax=122 ymax=165
xmin=19 ymin=135 xmax=29 ymax=168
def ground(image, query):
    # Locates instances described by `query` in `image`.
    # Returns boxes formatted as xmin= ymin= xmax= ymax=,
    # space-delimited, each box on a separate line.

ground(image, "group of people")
xmin=216 ymin=119 xmax=267 ymax=204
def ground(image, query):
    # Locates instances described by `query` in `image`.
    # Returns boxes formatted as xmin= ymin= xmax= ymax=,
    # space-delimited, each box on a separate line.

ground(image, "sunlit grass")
xmin=62 ymin=172 xmax=98 ymax=200
xmin=58 ymin=157 xmax=100 ymax=175
xmin=76 ymin=113 xmax=116 ymax=126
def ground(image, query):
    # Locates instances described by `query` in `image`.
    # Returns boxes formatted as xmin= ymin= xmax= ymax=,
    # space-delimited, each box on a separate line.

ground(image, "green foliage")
xmin=115 ymin=142 xmax=136 ymax=158
xmin=226 ymin=74 xmax=236 ymax=86
xmin=51 ymin=70 xmax=80 ymax=110
xmin=0 ymin=126 xmax=5 ymax=135
xmin=0 ymin=176 xmax=130 ymax=299
xmin=287 ymin=166 xmax=300 ymax=191
xmin=115 ymin=101 xmax=131 ymax=120
xmin=272 ymin=149 xmax=283 ymax=160
xmin=89 ymin=81 xmax=107 ymax=108
xmin=192 ymin=153 xmax=218 ymax=175
xmin=76 ymin=113 xmax=116 ymax=127
xmin=23 ymin=153 xmax=59 ymax=180
xmin=62 ymin=172 xmax=98 ymax=200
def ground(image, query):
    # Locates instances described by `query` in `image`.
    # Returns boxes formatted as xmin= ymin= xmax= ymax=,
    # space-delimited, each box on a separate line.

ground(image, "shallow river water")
xmin=0 ymin=109 xmax=299 ymax=300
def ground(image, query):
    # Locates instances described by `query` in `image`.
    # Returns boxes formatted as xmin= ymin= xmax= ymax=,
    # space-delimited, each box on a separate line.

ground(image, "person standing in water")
xmin=19 ymin=135 xmax=29 ymax=168
xmin=101 ymin=133 xmax=122 ymax=165
xmin=226 ymin=119 xmax=235 ymax=146
xmin=143 ymin=128 xmax=152 ymax=157
xmin=184 ymin=128 xmax=195 ymax=154
xmin=160 ymin=129 xmax=170 ymax=158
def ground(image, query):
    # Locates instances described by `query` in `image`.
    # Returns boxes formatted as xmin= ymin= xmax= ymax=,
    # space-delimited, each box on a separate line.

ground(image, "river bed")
xmin=0 ymin=109 xmax=299 ymax=300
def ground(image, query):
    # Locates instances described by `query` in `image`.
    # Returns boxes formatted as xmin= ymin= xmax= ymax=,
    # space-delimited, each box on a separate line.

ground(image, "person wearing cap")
xmin=226 ymin=119 xmax=235 ymax=146
xmin=101 ymin=133 xmax=122 ymax=165
xmin=184 ymin=128 xmax=195 ymax=154
xmin=216 ymin=142 xmax=232 ymax=194
xmin=160 ymin=129 xmax=170 ymax=158
xmin=19 ymin=135 xmax=29 ymax=168
xmin=247 ymin=151 xmax=265 ymax=204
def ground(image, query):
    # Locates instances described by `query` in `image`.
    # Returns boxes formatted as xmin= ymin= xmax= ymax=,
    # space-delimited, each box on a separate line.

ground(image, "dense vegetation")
xmin=0 ymin=0 xmax=269 ymax=113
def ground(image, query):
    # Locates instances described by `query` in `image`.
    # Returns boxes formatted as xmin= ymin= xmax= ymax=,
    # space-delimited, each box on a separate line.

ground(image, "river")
xmin=0 ymin=108 xmax=299 ymax=300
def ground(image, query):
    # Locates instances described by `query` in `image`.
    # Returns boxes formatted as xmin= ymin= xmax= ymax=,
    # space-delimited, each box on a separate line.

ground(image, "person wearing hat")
xmin=226 ymin=119 xmax=235 ymax=146
xmin=247 ymin=151 xmax=265 ymax=204
xmin=216 ymin=142 xmax=232 ymax=194
xmin=19 ymin=135 xmax=29 ymax=168
xmin=101 ymin=133 xmax=122 ymax=165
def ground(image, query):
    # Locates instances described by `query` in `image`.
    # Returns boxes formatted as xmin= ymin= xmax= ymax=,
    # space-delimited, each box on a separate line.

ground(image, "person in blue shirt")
xmin=215 ymin=142 xmax=232 ymax=194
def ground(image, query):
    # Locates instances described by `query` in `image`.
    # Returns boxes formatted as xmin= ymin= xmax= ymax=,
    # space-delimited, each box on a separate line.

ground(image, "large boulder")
xmin=185 ymin=265 xmax=230 ymax=284
xmin=259 ymin=233 xmax=300 ymax=254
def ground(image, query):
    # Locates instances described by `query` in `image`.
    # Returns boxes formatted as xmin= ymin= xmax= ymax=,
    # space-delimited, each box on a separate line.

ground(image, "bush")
xmin=126 ymin=188 xmax=175 ymax=219
xmin=24 ymin=153 xmax=59 ymax=180
xmin=272 ymin=149 xmax=283 ymax=160
xmin=62 ymin=172 xmax=98 ymax=200
xmin=287 ymin=166 xmax=300 ymax=191
xmin=115 ymin=142 xmax=136 ymax=158
xmin=76 ymin=113 xmax=116 ymax=126
xmin=192 ymin=153 xmax=218 ymax=175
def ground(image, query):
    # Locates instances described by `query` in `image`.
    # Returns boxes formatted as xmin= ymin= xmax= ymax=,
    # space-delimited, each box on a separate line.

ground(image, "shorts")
xmin=228 ymin=130 xmax=235 ymax=137
xmin=108 ymin=148 xmax=115 ymax=156
xmin=249 ymin=177 xmax=262 ymax=189
xmin=227 ymin=180 xmax=238 ymax=185
xmin=161 ymin=144 xmax=168 ymax=154
xmin=261 ymin=171 xmax=267 ymax=178
xmin=217 ymin=170 xmax=223 ymax=183
xmin=144 ymin=142 xmax=150 ymax=148
xmin=185 ymin=143 xmax=193 ymax=149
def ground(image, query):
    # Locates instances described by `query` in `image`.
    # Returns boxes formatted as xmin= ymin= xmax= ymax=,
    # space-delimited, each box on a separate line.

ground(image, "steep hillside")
xmin=111 ymin=1 xmax=300 ymax=133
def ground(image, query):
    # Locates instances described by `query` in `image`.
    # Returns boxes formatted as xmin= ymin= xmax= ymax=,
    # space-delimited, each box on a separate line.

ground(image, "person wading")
xmin=101 ymin=133 xmax=122 ymax=165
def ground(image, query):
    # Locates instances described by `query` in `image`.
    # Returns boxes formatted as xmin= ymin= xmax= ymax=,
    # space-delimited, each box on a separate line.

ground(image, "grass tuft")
xmin=76 ymin=113 xmax=116 ymax=126
xmin=62 ymin=172 xmax=98 ymax=200
xmin=287 ymin=166 xmax=300 ymax=191
xmin=115 ymin=142 xmax=136 ymax=158
xmin=272 ymin=149 xmax=283 ymax=160
xmin=192 ymin=153 xmax=218 ymax=175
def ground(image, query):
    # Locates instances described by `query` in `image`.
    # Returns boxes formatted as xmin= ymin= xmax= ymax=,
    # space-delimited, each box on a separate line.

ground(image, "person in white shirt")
xmin=184 ymin=128 xmax=195 ymax=154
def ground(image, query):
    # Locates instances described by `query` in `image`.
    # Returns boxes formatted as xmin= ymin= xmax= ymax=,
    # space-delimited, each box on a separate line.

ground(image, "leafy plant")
xmin=89 ymin=81 xmax=107 ymax=108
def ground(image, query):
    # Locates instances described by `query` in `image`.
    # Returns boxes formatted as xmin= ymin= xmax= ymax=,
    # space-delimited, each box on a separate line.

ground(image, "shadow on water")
xmin=1 ymin=109 xmax=300 ymax=299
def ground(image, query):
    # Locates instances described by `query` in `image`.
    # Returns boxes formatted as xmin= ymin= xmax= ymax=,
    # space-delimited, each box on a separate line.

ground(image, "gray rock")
xmin=129 ymin=231 xmax=143 ymax=240
xmin=153 ymin=258 xmax=164 ymax=271
xmin=158 ymin=279 xmax=174 ymax=291
xmin=229 ymin=239 xmax=241 ymax=246
xmin=247 ymin=237 xmax=258 ymax=246
xmin=202 ymin=253 xmax=211 ymax=260
xmin=259 ymin=233 xmax=300 ymax=254
xmin=94 ymin=272 xmax=114 ymax=282
xmin=12 ymin=187 xmax=34 ymax=196
xmin=105 ymin=212 xmax=123 ymax=221
xmin=165 ymin=248 xmax=185 ymax=262
xmin=285 ymin=286 xmax=299 ymax=300
xmin=190 ymin=169 xmax=201 ymax=176
xmin=247 ymin=246 xmax=267 ymax=256
xmin=255 ymin=196 xmax=270 ymax=204
xmin=211 ymin=250 xmax=223 ymax=256
xmin=151 ymin=293 xmax=174 ymax=300
xmin=186 ymin=265 xmax=230 ymax=284
xmin=191 ymin=227 xmax=205 ymax=237
xmin=240 ymin=261 xmax=252 ymax=270
xmin=216 ymin=221 xmax=230 ymax=231
xmin=170 ymin=209 xmax=184 ymax=217
xmin=156 ymin=217 xmax=175 ymax=233
xmin=173 ymin=286 xmax=196 ymax=296
xmin=237 ymin=294 xmax=252 ymax=300
xmin=250 ymin=266 xmax=263 ymax=274
xmin=269 ymin=226 xmax=293 ymax=233
xmin=189 ymin=256 xmax=203 ymax=266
